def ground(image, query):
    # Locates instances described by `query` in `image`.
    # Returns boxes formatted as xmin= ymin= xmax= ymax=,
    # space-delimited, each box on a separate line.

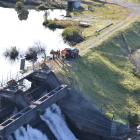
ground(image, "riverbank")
xmin=56 ymin=17 xmax=140 ymax=123
xmin=0 ymin=0 xmax=66 ymax=9
xmin=0 ymin=0 xmax=39 ymax=9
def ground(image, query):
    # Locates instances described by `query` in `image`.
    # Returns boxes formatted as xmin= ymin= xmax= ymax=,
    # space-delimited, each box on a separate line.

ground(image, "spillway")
xmin=14 ymin=104 xmax=77 ymax=140
xmin=15 ymin=125 xmax=49 ymax=140
xmin=41 ymin=104 xmax=78 ymax=140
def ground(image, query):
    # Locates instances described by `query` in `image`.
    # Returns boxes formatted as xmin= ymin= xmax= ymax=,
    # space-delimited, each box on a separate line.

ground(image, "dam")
xmin=0 ymin=65 xmax=68 ymax=140
xmin=0 ymin=65 xmax=129 ymax=140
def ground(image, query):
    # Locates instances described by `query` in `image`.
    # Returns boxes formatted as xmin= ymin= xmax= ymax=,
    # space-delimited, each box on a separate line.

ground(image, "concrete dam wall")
xmin=0 ymin=66 xmax=128 ymax=140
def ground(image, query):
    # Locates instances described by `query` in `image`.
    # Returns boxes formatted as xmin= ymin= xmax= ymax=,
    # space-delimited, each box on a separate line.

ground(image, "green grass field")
xmin=125 ymin=0 xmax=140 ymax=3
xmin=72 ymin=0 xmax=129 ymax=38
xmin=59 ymin=20 xmax=140 ymax=123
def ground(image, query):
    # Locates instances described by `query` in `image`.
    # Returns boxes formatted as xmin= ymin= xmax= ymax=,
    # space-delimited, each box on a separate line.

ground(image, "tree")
xmin=25 ymin=44 xmax=47 ymax=70
xmin=25 ymin=47 xmax=38 ymax=70
xmin=34 ymin=42 xmax=47 ymax=63
xmin=15 ymin=0 xmax=29 ymax=20
xmin=4 ymin=43 xmax=47 ymax=70
xmin=127 ymin=112 xmax=140 ymax=126
xmin=4 ymin=47 xmax=19 ymax=61
xmin=15 ymin=1 xmax=24 ymax=11
xmin=18 ymin=9 xmax=29 ymax=20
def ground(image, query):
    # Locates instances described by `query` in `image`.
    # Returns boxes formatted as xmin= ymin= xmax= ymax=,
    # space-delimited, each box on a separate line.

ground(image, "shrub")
xmin=37 ymin=4 xmax=49 ymax=11
xmin=105 ymin=112 xmax=114 ymax=120
xmin=15 ymin=1 xmax=24 ymax=11
xmin=18 ymin=9 xmax=29 ymax=20
xmin=43 ymin=19 xmax=77 ymax=30
xmin=25 ymin=45 xmax=46 ymax=62
xmin=4 ymin=47 xmax=19 ymax=61
xmin=62 ymin=27 xmax=84 ymax=45
xmin=127 ymin=112 xmax=140 ymax=126
xmin=25 ymin=47 xmax=38 ymax=62
xmin=47 ymin=20 xmax=61 ymax=30
xmin=15 ymin=0 xmax=29 ymax=20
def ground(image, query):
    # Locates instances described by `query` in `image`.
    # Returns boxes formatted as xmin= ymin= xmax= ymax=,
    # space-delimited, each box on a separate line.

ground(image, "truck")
xmin=61 ymin=48 xmax=79 ymax=59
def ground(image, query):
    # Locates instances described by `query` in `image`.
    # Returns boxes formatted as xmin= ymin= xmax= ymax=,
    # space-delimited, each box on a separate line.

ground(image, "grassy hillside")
xmin=59 ymin=20 xmax=140 ymax=123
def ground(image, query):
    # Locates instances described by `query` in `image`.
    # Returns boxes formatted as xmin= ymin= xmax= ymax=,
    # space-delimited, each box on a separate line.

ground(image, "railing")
xmin=0 ymin=64 xmax=41 ymax=89
xmin=0 ymin=84 xmax=67 ymax=137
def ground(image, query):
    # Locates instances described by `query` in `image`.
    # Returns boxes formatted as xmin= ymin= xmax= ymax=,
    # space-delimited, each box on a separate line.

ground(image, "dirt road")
xmin=77 ymin=0 xmax=140 ymax=54
xmin=106 ymin=0 xmax=140 ymax=16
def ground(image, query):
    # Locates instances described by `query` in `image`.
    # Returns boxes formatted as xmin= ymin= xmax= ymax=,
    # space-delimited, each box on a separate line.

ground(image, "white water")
xmin=15 ymin=125 xmax=49 ymax=140
xmin=14 ymin=104 xmax=77 ymax=140
xmin=41 ymin=104 xmax=78 ymax=140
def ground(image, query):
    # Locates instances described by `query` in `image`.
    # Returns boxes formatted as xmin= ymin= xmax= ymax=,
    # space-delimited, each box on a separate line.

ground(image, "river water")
xmin=0 ymin=8 xmax=69 ymax=83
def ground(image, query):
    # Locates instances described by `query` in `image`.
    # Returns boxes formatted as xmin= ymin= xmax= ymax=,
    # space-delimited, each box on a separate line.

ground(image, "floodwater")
xmin=0 ymin=8 xmax=69 ymax=83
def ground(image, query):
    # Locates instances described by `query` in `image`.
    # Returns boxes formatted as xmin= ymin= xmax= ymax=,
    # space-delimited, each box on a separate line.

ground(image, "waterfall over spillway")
xmin=14 ymin=104 xmax=77 ymax=140
xmin=15 ymin=125 xmax=49 ymax=140
xmin=41 ymin=104 xmax=78 ymax=140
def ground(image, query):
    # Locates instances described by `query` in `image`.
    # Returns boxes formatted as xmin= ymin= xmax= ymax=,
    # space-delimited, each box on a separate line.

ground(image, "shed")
xmin=67 ymin=0 xmax=81 ymax=11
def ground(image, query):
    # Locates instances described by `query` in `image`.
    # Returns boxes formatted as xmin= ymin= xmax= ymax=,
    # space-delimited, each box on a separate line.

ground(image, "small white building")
xmin=67 ymin=0 xmax=81 ymax=11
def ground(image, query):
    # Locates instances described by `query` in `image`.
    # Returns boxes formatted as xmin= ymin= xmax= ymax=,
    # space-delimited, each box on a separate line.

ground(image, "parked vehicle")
xmin=61 ymin=48 xmax=79 ymax=59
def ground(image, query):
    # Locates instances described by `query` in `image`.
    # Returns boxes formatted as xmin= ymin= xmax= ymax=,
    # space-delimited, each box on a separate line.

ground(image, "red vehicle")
xmin=61 ymin=48 xmax=79 ymax=59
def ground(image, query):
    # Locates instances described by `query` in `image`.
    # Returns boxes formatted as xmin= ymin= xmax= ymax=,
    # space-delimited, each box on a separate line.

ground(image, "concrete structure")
xmin=0 ymin=65 xmax=129 ymax=140
xmin=0 ymin=66 xmax=68 ymax=139
xmin=0 ymin=84 xmax=67 ymax=139
xmin=58 ymin=89 xmax=129 ymax=140
xmin=20 ymin=58 xmax=25 ymax=71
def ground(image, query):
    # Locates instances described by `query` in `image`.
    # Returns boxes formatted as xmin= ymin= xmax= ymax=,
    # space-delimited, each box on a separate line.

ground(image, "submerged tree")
xmin=25 ymin=47 xmax=38 ymax=70
xmin=34 ymin=42 xmax=47 ymax=63
xmin=4 ymin=42 xmax=47 ymax=70
xmin=25 ymin=43 xmax=47 ymax=70
xmin=15 ymin=0 xmax=29 ymax=20
xmin=18 ymin=9 xmax=29 ymax=20
xmin=4 ymin=46 xmax=19 ymax=61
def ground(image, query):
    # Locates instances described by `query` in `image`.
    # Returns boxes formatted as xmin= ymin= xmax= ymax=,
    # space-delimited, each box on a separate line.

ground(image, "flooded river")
xmin=0 ymin=8 xmax=69 ymax=82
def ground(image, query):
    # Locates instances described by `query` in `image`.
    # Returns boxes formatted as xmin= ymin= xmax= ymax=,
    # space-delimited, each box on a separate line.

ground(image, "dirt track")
xmin=77 ymin=0 xmax=140 ymax=54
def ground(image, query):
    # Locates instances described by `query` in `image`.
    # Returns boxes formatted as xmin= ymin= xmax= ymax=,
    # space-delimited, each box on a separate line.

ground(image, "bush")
xmin=18 ymin=9 xmax=29 ymax=20
xmin=43 ymin=19 xmax=76 ymax=30
xmin=47 ymin=20 xmax=62 ymax=30
xmin=37 ymin=4 xmax=49 ymax=11
xmin=4 ymin=47 xmax=19 ymax=61
xmin=15 ymin=1 xmax=24 ymax=11
xmin=62 ymin=27 xmax=84 ymax=45
xmin=25 ymin=47 xmax=38 ymax=62
xmin=106 ymin=112 xmax=114 ymax=120
xmin=43 ymin=20 xmax=60 ymax=30
xmin=25 ymin=45 xmax=46 ymax=62
xmin=15 ymin=0 xmax=29 ymax=20
xmin=127 ymin=112 xmax=140 ymax=126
